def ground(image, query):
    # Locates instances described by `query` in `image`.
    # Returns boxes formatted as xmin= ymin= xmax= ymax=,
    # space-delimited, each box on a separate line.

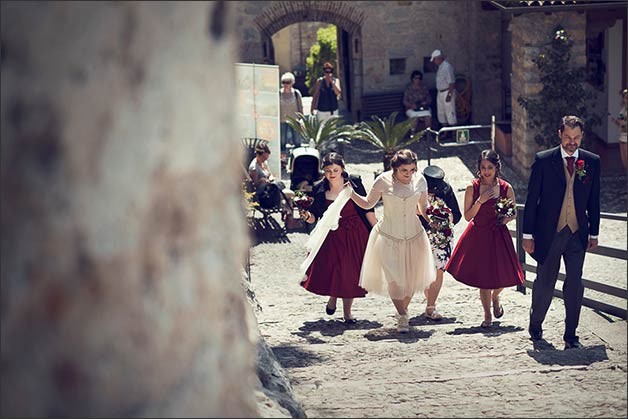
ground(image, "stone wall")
xmin=289 ymin=22 xmax=328 ymax=71
xmin=510 ymin=12 xmax=586 ymax=179
xmin=235 ymin=0 xmax=503 ymax=124
xmin=1 ymin=2 xmax=259 ymax=417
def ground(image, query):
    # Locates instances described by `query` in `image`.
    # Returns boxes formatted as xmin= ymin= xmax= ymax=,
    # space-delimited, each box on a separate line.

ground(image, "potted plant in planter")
xmin=352 ymin=112 xmax=424 ymax=171
xmin=285 ymin=112 xmax=355 ymax=155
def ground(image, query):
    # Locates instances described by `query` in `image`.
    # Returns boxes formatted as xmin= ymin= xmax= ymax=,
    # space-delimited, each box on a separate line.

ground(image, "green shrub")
xmin=517 ymin=26 xmax=600 ymax=149
xmin=305 ymin=25 xmax=337 ymax=95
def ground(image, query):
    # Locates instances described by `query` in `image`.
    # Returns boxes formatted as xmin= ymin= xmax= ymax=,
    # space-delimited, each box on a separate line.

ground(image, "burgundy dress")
xmin=445 ymin=179 xmax=524 ymax=289
xmin=301 ymin=199 xmax=369 ymax=298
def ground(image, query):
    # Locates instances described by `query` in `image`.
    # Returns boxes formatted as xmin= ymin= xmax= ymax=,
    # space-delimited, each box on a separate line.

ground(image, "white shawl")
xmin=298 ymin=187 xmax=353 ymax=282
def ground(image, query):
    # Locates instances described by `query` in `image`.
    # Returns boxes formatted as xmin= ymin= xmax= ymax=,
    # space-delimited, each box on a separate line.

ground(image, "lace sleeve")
xmin=351 ymin=174 xmax=386 ymax=209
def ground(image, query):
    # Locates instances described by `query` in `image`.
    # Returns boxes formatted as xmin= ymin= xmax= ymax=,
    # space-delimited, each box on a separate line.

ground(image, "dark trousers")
xmin=529 ymin=226 xmax=586 ymax=342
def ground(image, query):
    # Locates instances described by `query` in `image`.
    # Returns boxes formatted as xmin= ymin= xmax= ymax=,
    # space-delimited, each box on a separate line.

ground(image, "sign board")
xmin=235 ymin=63 xmax=280 ymax=177
xmin=456 ymin=129 xmax=469 ymax=144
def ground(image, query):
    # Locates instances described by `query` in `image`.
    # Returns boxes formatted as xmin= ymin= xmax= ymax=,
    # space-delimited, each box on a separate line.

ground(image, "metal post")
xmin=491 ymin=114 xmax=496 ymax=151
xmin=427 ymin=130 xmax=432 ymax=166
xmin=516 ymin=204 xmax=526 ymax=294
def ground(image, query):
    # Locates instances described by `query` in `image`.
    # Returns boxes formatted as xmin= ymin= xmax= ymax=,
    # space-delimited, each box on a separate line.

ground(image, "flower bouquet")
xmin=292 ymin=190 xmax=314 ymax=218
xmin=425 ymin=196 xmax=454 ymax=250
xmin=495 ymin=197 xmax=516 ymax=224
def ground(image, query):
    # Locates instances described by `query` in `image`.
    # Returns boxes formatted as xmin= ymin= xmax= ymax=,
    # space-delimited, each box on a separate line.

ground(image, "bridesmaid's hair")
xmin=254 ymin=143 xmax=271 ymax=155
xmin=321 ymin=152 xmax=348 ymax=190
xmin=390 ymin=149 xmax=418 ymax=170
xmin=476 ymin=149 xmax=502 ymax=179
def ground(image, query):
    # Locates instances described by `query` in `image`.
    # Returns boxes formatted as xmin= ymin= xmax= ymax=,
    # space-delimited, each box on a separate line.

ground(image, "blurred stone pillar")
xmin=1 ymin=1 xmax=257 ymax=417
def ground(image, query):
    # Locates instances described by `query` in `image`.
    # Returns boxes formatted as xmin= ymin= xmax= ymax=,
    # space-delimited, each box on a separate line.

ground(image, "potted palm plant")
xmin=352 ymin=112 xmax=424 ymax=171
xmin=285 ymin=112 xmax=355 ymax=155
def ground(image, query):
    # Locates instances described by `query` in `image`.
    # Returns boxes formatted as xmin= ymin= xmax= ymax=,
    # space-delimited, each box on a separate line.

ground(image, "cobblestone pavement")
xmin=250 ymin=141 xmax=627 ymax=418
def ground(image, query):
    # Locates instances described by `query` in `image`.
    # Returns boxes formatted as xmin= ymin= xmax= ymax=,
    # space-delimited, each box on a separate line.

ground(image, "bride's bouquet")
xmin=495 ymin=197 xmax=516 ymax=224
xmin=425 ymin=196 xmax=454 ymax=250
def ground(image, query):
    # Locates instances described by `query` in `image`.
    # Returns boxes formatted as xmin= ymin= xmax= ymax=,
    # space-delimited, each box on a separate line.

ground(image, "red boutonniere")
xmin=575 ymin=159 xmax=588 ymax=182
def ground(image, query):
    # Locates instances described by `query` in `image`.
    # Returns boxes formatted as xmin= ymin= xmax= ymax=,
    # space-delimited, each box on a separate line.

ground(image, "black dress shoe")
xmin=529 ymin=330 xmax=543 ymax=341
xmin=564 ymin=340 xmax=583 ymax=350
xmin=325 ymin=304 xmax=336 ymax=315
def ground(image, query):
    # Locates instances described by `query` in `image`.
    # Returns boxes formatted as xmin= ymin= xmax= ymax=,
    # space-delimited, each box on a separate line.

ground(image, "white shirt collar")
xmin=560 ymin=147 xmax=579 ymax=161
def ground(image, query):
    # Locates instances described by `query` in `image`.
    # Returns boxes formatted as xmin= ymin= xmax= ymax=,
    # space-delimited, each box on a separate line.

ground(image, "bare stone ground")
xmin=251 ymin=141 xmax=627 ymax=418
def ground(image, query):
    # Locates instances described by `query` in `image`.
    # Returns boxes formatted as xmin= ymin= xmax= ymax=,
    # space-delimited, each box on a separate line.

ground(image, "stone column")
xmin=1 ymin=2 xmax=257 ymax=417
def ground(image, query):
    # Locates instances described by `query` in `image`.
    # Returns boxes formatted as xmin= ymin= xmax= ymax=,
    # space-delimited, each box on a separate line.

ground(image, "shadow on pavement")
xmin=410 ymin=315 xmax=458 ymax=326
xmin=364 ymin=327 xmax=433 ymax=343
xmin=446 ymin=323 xmax=524 ymax=337
xmin=248 ymin=216 xmax=290 ymax=245
xmin=527 ymin=344 xmax=609 ymax=366
xmin=271 ymin=344 xmax=326 ymax=369
xmin=293 ymin=319 xmax=384 ymax=342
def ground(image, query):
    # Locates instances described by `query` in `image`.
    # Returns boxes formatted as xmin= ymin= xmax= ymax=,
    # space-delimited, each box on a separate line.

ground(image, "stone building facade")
xmin=234 ymin=0 xmax=627 ymax=178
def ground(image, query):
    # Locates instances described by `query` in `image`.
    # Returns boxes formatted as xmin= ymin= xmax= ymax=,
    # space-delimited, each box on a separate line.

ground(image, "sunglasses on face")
xmin=282 ymin=81 xmax=291 ymax=84
xmin=324 ymin=69 xmax=333 ymax=73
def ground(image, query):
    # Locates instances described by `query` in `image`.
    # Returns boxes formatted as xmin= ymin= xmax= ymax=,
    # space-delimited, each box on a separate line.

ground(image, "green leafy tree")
xmin=517 ymin=26 xmax=600 ymax=149
xmin=305 ymin=25 xmax=337 ymax=95
xmin=352 ymin=112 xmax=423 ymax=171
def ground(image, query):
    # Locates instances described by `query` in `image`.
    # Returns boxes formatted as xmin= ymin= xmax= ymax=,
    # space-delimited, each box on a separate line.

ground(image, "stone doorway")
xmin=253 ymin=1 xmax=365 ymax=122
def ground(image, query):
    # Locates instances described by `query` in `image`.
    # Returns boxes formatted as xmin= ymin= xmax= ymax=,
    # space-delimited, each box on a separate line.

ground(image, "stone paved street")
xmin=250 ymin=141 xmax=627 ymax=418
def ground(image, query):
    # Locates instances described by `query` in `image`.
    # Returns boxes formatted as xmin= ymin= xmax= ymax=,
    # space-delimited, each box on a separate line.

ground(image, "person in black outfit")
xmin=310 ymin=61 xmax=342 ymax=124
xmin=418 ymin=165 xmax=462 ymax=319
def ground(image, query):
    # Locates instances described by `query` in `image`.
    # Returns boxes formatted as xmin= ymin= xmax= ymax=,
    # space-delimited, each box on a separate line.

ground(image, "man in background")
xmin=430 ymin=49 xmax=457 ymax=138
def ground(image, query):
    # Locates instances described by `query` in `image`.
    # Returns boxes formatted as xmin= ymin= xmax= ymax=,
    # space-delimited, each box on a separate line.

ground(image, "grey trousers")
xmin=529 ymin=226 xmax=586 ymax=342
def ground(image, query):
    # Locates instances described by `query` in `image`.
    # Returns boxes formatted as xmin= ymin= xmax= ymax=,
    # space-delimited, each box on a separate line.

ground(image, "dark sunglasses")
xmin=324 ymin=69 xmax=333 ymax=73
xmin=282 ymin=81 xmax=292 ymax=84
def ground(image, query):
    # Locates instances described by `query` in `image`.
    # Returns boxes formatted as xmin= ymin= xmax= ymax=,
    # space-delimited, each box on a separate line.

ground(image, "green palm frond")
xmin=286 ymin=113 xmax=355 ymax=151
xmin=353 ymin=112 xmax=423 ymax=153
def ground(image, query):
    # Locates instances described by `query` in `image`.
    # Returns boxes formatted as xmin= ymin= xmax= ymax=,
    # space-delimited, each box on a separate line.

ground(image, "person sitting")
xmin=403 ymin=70 xmax=432 ymax=134
xmin=248 ymin=143 xmax=294 ymax=211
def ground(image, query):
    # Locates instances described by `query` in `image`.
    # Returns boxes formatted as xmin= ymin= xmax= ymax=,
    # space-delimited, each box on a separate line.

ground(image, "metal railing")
xmin=422 ymin=115 xmax=504 ymax=165
xmin=512 ymin=204 xmax=627 ymax=319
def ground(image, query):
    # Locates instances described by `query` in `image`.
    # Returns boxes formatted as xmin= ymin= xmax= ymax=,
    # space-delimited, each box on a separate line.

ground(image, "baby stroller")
xmin=287 ymin=142 xmax=322 ymax=194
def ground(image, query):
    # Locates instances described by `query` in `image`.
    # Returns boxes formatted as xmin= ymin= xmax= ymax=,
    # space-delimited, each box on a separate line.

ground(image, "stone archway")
xmin=253 ymin=1 xmax=365 ymax=122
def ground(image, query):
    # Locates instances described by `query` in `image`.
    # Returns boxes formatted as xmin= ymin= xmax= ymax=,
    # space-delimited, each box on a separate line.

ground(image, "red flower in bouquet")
xmin=292 ymin=190 xmax=314 ymax=210
xmin=575 ymin=159 xmax=588 ymax=182
xmin=426 ymin=196 xmax=454 ymax=250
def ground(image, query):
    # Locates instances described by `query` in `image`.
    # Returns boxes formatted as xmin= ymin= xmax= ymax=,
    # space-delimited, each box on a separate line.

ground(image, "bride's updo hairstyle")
xmin=390 ymin=149 xmax=418 ymax=171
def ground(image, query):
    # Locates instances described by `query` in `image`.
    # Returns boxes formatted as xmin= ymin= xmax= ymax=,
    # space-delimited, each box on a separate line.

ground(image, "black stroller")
xmin=287 ymin=142 xmax=322 ymax=195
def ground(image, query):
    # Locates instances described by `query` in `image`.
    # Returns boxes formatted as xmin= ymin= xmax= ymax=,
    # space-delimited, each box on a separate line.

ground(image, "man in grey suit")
xmin=522 ymin=115 xmax=601 ymax=350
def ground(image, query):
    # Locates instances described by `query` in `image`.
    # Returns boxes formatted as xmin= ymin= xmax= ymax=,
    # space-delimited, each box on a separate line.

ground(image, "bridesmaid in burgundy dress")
xmin=445 ymin=150 xmax=524 ymax=327
xmin=299 ymin=153 xmax=377 ymax=323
